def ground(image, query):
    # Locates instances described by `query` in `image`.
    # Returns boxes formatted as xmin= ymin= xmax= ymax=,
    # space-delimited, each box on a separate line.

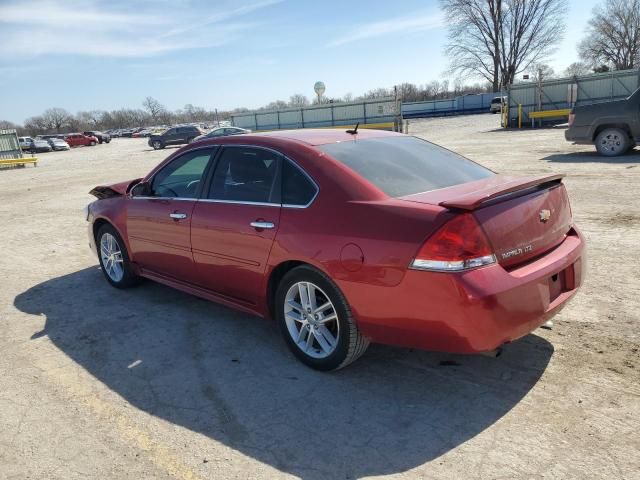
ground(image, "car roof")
xmin=247 ymin=128 xmax=400 ymax=146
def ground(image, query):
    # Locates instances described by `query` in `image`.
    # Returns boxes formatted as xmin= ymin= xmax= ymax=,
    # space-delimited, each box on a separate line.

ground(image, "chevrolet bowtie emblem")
xmin=539 ymin=209 xmax=551 ymax=222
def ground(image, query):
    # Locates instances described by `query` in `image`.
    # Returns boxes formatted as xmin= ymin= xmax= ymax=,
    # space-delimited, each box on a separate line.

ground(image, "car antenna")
xmin=346 ymin=122 xmax=359 ymax=135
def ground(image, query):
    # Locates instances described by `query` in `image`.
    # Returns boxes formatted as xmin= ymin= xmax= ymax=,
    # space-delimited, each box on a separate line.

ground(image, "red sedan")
xmin=86 ymin=129 xmax=585 ymax=370
xmin=65 ymin=133 xmax=99 ymax=147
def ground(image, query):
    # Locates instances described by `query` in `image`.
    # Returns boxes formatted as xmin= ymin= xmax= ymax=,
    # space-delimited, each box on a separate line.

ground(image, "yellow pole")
xmin=518 ymin=104 xmax=522 ymax=129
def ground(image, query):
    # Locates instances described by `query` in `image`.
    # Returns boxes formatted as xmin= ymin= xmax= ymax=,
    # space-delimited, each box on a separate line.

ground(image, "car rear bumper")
xmin=343 ymin=228 xmax=586 ymax=354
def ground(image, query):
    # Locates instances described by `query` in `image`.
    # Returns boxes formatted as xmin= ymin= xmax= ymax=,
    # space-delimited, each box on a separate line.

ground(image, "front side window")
xmin=208 ymin=147 xmax=280 ymax=203
xmin=151 ymin=148 xmax=215 ymax=198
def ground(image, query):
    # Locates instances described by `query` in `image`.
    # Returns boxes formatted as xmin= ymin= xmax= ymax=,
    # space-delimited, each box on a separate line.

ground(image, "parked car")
xmin=86 ymin=129 xmax=585 ymax=371
xmin=132 ymin=129 xmax=152 ymax=138
xmin=47 ymin=137 xmax=70 ymax=151
xmin=83 ymin=131 xmax=111 ymax=144
xmin=18 ymin=136 xmax=35 ymax=151
xmin=30 ymin=138 xmax=53 ymax=153
xmin=489 ymin=96 xmax=506 ymax=114
xmin=148 ymin=125 xmax=203 ymax=149
xmin=65 ymin=133 xmax=98 ymax=147
xmin=194 ymin=126 xmax=250 ymax=142
xmin=565 ymin=87 xmax=640 ymax=156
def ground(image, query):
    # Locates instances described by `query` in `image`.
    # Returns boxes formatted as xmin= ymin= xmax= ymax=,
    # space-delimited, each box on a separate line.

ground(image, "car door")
xmin=162 ymin=128 xmax=176 ymax=145
xmin=190 ymin=146 xmax=282 ymax=304
xmin=127 ymin=147 xmax=216 ymax=283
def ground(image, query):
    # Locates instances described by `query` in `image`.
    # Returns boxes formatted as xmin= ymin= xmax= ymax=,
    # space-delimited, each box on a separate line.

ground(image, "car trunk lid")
xmin=400 ymin=174 xmax=573 ymax=268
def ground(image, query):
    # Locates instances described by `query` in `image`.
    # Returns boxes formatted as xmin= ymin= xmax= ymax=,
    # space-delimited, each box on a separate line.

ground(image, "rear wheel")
xmin=595 ymin=128 xmax=629 ymax=157
xmin=275 ymin=265 xmax=369 ymax=371
xmin=96 ymin=224 xmax=140 ymax=289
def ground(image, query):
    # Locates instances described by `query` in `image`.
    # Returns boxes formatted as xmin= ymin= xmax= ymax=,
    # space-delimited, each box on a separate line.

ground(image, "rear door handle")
xmin=250 ymin=221 xmax=275 ymax=229
xmin=169 ymin=212 xmax=188 ymax=220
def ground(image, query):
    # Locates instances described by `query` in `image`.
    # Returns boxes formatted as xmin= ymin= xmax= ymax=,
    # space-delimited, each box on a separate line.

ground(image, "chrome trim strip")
xmin=197 ymin=198 xmax=281 ymax=207
xmin=130 ymin=196 xmax=198 ymax=201
xmin=130 ymin=144 xmax=320 ymax=208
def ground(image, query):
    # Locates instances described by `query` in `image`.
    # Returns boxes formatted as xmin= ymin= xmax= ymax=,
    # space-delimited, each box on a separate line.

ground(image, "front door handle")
xmin=250 ymin=221 xmax=275 ymax=229
xmin=169 ymin=212 xmax=188 ymax=220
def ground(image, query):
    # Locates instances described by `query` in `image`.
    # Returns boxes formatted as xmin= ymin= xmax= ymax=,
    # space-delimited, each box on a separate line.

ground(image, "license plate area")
xmin=549 ymin=264 xmax=574 ymax=302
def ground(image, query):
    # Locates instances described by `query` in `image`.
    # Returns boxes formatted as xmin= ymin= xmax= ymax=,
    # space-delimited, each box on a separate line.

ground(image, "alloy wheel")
xmin=284 ymin=281 xmax=340 ymax=359
xmin=100 ymin=232 xmax=124 ymax=282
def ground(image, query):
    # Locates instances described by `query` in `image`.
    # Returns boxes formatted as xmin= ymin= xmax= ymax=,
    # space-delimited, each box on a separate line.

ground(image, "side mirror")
xmin=130 ymin=181 xmax=151 ymax=197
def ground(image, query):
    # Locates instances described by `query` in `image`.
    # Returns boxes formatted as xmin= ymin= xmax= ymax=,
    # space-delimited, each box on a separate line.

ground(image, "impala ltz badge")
xmin=539 ymin=209 xmax=551 ymax=222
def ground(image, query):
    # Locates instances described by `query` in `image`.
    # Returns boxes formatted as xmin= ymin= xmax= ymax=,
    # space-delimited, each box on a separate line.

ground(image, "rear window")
xmin=318 ymin=136 xmax=493 ymax=197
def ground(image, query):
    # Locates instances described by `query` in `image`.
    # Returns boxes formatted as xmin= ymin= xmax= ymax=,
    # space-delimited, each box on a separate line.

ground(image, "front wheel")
xmin=90 ymin=141 xmax=96 ymax=146
xmin=96 ymin=224 xmax=140 ymax=289
xmin=595 ymin=128 xmax=629 ymax=157
xmin=275 ymin=266 xmax=369 ymax=371
xmin=152 ymin=140 xmax=164 ymax=150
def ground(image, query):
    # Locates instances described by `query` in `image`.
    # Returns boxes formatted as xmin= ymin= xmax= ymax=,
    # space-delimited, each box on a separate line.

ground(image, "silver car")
xmin=47 ymin=138 xmax=70 ymax=151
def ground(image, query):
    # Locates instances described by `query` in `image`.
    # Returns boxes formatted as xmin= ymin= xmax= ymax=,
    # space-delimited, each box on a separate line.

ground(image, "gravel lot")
xmin=1 ymin=114 xmax=638 ymax=479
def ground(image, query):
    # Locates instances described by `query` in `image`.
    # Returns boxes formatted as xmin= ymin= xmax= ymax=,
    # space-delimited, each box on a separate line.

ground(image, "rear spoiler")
xmin=439 ymin=174 xmax=565 ymax=210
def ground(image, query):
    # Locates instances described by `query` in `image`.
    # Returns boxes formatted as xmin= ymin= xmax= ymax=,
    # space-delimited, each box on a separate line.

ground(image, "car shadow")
xmin=543 ymin=149 xmax=640 ymax=164
xmin=14 ymin=267 xmax=554 ymax=479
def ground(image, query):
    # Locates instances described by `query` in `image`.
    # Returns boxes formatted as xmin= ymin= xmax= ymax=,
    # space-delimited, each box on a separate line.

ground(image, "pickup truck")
xmin=565 ymin=87 xmax=640 ymax=157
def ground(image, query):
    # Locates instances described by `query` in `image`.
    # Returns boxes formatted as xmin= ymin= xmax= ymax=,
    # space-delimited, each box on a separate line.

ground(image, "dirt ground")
xmin=1 ymin=114 xmax=638 ymax=479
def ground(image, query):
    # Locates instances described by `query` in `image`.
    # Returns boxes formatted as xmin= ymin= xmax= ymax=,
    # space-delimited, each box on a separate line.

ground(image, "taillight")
xmin=410 ymin=214 xmax=496 ymax=272
xmin=568 ymin=113 xmax=575 ymax=126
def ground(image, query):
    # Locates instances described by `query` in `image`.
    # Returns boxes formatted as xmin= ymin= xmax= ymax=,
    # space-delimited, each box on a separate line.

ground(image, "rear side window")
xmin=282 ymin=160 xmax=317 ymax=206
xmin=318 ymin=136 xmax=493 ymax=197
xmin=208 ymin=147 xmax=280 ymax=203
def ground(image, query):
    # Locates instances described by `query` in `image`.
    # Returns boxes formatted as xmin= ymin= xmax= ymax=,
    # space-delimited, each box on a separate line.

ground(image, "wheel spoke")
xmin=305 ymin=327 xmax=315 ymax=350
xmin=298 ymin=283 xmax=309 ymax=310
xmin=313 ymin=329 xmax=333 ymax=353
xmin=316 ymin=325 xmax=337 ymax=352
xmin=313 ymin=301 xmax=332 ymax=314
xmin=287 ymin=299 xmax=303 ymax=313
xmin=319 ymin=313 xmax=337 ymax=324
xmin=286 ymin=310 xmax=304 ymax=323
xmin=296 ymin=323 xmax=309 ymax=343
xmin=307 ymin=283 xmax=317 ymax=311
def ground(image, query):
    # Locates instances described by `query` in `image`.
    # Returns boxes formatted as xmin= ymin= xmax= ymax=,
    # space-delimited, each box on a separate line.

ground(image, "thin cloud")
xmin=326 ymin=12 xmax=444 ymax=47
xmin=0 ymin=0 xmax=279 ymax=58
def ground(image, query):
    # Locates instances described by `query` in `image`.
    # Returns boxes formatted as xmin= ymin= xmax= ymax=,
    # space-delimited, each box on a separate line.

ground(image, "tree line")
xmin=3 ymin=0 xmax=638 ymax=136
xmin=2 ymin=81 xmax=494 ymax=136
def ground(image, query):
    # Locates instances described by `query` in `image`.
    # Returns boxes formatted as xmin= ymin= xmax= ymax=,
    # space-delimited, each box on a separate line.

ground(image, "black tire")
xmin=595 ymin=128 xmax=629 ymax=157
xmin=90 ymin=141 xmax=96 ymax=146
xmin=275 ymin=265 xmax=369 ymax=371
xmin=96 ymin=224 xmax=140 ymax=289
xmin=152 ymin=140 xmax=164 ymax=150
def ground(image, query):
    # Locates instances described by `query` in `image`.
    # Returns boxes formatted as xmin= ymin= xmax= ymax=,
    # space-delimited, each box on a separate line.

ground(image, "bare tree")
xmin=579 ymin=0 xmax=640 ymax=70
xmin=41 ymin=108 xmax=72 ymax=133
xmin=530 ymin=62 xmax=556 ymax=82
xmin=0 ymin=120 xmax=19 ymax=130
xmin=142 ymin=97 xmax=166 ymax=123
xmin=441 ymin=0 xmax=567 ymax=91
xmin=288 ymin=94 xmax=310 ymax=107
xmin=564 ymin=61 xmax=590 ymax=77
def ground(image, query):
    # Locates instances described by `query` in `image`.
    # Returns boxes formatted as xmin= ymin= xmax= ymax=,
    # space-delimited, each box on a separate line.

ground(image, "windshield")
xmin=318 ymin=136 xmax=493 ymax=197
